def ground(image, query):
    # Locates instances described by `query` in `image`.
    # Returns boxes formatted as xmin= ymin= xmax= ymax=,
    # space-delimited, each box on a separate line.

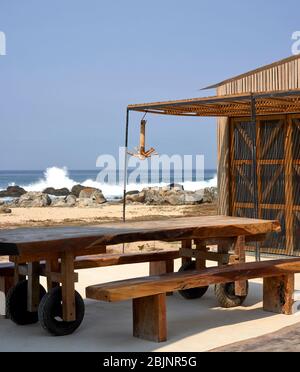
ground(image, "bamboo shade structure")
xmin=128 ymin=89 xmax=300 ymax=118
xmin=127 ymin=55 xmax=300 ymax=256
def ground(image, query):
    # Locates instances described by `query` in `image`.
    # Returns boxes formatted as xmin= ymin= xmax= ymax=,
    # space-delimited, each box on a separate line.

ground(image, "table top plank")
xmin=0 ymin=216 xmax=281 ymax=257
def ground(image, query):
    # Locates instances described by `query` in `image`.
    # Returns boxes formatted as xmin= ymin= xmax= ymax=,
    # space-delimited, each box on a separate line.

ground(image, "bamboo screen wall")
xmin=216 ymin=56 xmax=300 ymax=256
xmin=217 ymin=56 xmax=300 ymax=95
xmin=230 ymin=114 xmax=300 ymax=256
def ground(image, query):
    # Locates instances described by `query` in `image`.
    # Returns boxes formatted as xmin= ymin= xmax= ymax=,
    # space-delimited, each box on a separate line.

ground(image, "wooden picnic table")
xmin=0 ymin=216 xmax=280 ymax=336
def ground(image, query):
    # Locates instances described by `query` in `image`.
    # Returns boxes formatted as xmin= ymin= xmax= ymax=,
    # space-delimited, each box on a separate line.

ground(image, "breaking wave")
xmin=15 ymin=167 xmax=217 ymax=200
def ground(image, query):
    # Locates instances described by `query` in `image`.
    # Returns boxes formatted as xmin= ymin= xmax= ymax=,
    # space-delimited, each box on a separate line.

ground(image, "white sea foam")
xmin=16 ymin=167 xmax=217 ymax=200
xmin=20 ymin=167 xmax=77 ymax=192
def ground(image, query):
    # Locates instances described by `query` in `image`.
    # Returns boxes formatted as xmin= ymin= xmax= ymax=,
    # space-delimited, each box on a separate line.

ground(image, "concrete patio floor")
xmin=1 ymin=259 xmax=300 ymax=352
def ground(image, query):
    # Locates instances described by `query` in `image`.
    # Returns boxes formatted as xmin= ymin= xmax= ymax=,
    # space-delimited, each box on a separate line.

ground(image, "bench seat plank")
xmin=86 ymin=258 xmax=300 ymax=302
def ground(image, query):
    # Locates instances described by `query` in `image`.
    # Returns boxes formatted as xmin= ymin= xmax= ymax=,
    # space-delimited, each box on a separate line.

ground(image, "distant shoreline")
xmin=0 ymin=167 xmax=218 ymax=200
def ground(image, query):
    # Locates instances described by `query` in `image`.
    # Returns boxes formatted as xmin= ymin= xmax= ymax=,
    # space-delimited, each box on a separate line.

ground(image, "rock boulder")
xmin=184 ymin=192 xmax=204 ymax=205
xmin=0 ymin=206 xmax=12 ymax=214
xmin=71 ymin=185 xmax=86 ymax=198
xmin=164 ymin=192 xmax=186 ymax=206
xmin=203 ymin=187 xmax=218 ymax=203
xmin=66 ymin=194 xmax=77 ymax=207
xmin=0 ymin=186 xmax=26 ymax=198
xmin=43 ymin=187 xmax=70 ymax=197
xmin=126 ymin=191 xmax=146 ymax=204
xmin=18 ymin=192 xmax=51 ymax=207
xmin=167 ymin=183 xmax=184 ymax=191
xmin=51 ymin=198 xmax=68 ymax=207
xmin=79 ymin=188 xmax=107 ymax=205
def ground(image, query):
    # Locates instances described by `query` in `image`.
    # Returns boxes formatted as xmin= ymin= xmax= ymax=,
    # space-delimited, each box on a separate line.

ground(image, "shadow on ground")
xmin=211 ymin=322 xmax=300 ymax=352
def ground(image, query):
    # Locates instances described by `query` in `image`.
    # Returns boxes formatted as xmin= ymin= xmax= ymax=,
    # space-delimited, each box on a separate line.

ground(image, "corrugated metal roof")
xmin=202 ymin=55 xmax=300 ymax=90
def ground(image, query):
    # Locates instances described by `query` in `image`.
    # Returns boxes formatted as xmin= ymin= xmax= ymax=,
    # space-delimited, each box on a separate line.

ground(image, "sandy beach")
xmin=0 ymin=203 xmax=217 ymax=228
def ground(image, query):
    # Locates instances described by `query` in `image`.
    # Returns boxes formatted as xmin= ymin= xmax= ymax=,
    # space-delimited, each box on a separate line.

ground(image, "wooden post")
xmin=181 ymin=240 xmax=192 ymax=265
xmin=217 ymin=117 xmax=231 ymax=215
xmin=27 ymin=262 xmax=41 ymax=312
xmin=46 ymin=260 xmax=60 ymax=291
xmin=285 ymin=116 xmax=294 ymax=255
xmin=140 ymin=120 xmax=146 ymax=154
xmin=233 ymin=236 xmax=247 ymax=296
xmin=61 ymin=252 xmax=76 ymax=322
xmin=263 ymin=274 xmax=294 ymax=315
xmin=13 ymin=260 xmax=26 ymax=285
xmin=217 ymin=241 xmax=231 ymax=266
xmin=256 ymin=119 xmax=262 ymax=219
xmin=133 ymin=294 xmax=167 ymax=342
xmin=194 ymin=240 xmax=207 ymax=270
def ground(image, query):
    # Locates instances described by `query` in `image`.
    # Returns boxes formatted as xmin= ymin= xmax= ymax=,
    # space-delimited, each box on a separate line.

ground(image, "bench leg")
xmin=0 ymin=276 xmax=14 ymax=318
xmin=61 ymin=252 xmax=76 ymax=322
xmin=133 ymin=294 xmax=167 ymax=342
xmin=263 ymin=274 xmax=294 ymax=315
xmin=233 ymin=236 xmax=247 ymax=297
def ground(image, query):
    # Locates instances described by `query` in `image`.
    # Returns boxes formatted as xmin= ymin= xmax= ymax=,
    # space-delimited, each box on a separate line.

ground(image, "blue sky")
xmin=0 ymin=0 xmax=299 ymax=170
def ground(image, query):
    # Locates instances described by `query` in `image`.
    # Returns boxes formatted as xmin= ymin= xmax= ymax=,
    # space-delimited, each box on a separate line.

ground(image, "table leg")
xmin=46 ymin=260 xmax=60 ymax=291
xmin=217 ymin=243 xmax=231 ymax=266
xmin=181 ymin=240 xmax=192 ymax=265
xmin=61 ymin=252 xmax=76 ymax=322
xmin=13 ymin=261 xmax=26 ymax=285
xmin=194 ymin=241 xmax=207 ymax=270
xmin=27 ymin=262 xmax=41 ymax=312
xmin=233 ymin=236 xmax=247 ymax=296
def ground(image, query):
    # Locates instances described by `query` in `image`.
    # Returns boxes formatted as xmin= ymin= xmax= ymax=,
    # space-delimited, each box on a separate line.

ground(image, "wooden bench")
xmin=86 ymin=258 xmax=300 ymax=343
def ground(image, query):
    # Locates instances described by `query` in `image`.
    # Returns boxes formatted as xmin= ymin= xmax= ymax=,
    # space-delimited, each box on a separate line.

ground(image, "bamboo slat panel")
xmin=229 ymin=114 xmax=300 ymax=256
xmin=217 ymin=58 xmax=300 ymax=96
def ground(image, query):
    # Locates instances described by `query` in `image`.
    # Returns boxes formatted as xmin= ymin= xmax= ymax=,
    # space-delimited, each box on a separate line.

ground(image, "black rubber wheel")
xmin=38 ymin=286 xmax=85 ymax=336
xmin=178 ymin=261 xmax=209 ymax=300
xmin=215 ymin=281 xmax=249 ymax=308
xmin=6 ymin=280 xmax=46 ymax=325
